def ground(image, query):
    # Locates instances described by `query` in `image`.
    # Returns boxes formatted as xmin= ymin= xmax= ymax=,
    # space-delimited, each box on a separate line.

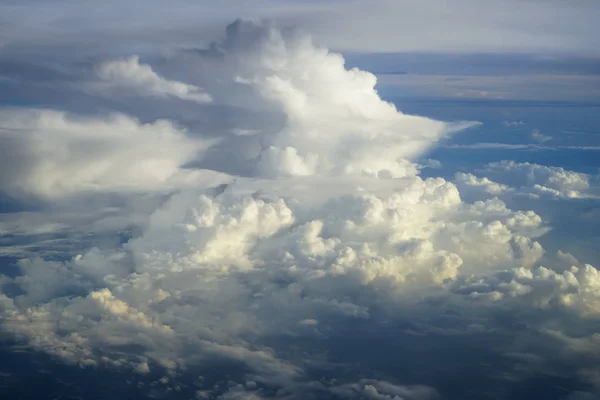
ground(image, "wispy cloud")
xmin=377 ymin=74 xmax=600 ymax=101
xmin=503 ymin=120 xmax=525 ymax=127
xmin=445 ymin=142 xmax=600 ymax=150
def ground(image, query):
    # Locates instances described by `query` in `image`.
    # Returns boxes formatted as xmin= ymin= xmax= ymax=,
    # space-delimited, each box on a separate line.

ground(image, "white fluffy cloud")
xmin=0 ymin=20 xmax=480 ymax=199
xmin=0 ymin=165 xmax=563 ymax=390
xmin=165 ymin=19 xmax=479 ymax=179
xmin=0 ymin=174 xmax=559 ymax=395
xmin=481 ymin=161 xmax=591 ymax=199
xmin=0 ymin=19 xmax=599 ymax=399
xmin=452 ymin=263 xmax=600 ymax=314
xmin=453 ymin=172 xmax=511 ymax=202
xmin=453 ymin=161 xmax=594 ymax=201
xmin=95 ymin=55 xmax=212 ymax=103
xmin=0 ymin=108 xmax=221 ymax=198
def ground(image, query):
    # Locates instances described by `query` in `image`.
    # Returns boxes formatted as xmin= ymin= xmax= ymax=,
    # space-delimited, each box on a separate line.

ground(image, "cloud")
xmin=531 ymin=128 xmax=552 ymax=143
xmin=453 ymin=172 xmax=511 ymax=202
xmin=331 ymin=380 xmax=439 ymax=400
xmin=0 ymin=19 xmax=480 ymax=198
xmin=172 ymin=19 xmax=479 ymax=179
xmin=94 ymin=55 xmax=212 ymax=103
xmin=420 ymin=159 xmax=442 ymax=169
xmin=376 ymin=73 xmax=600 ymax=102
xmin=302 ymin=0 xmax=600 ymax=55
xmin=445 ymin=143 xmax=600 ymax=151
xmin=0 ymin=109 xmax=224 ymax=198
xmin=452 ymin=263 xmax=600 ymax=315
xmin=445 ymin=142 xmax=535 ymax=150
xmin=481 ymin=161 xmax=591 ymax=199
xmin=453 ymin=161 xmax=598 ymax=206
xmin=2 ymin=0 xmax=599 ymax=55
xmin=0 ymin=18 xmax=600 ymax=400
xmin=503 ymin=120 xmax=525 ymax=127
xmin=0 ymin=173 xmax=557 ymax=395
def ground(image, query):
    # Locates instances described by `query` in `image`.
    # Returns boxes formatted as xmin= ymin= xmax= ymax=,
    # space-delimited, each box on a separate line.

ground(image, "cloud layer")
xmin=2 ymin=0 xmax=599 ymax=55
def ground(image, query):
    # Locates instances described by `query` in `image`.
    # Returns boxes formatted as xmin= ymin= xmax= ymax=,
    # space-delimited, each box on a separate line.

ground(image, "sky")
xmin=1 ymin=1 xmax=600 ymax=399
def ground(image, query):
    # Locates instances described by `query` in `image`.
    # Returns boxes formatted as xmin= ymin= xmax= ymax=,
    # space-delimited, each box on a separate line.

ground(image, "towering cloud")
xmin=0 ymin=20 xmax=598 ymax=400
xmin=164 ymin=19 xmax=478 ymax=179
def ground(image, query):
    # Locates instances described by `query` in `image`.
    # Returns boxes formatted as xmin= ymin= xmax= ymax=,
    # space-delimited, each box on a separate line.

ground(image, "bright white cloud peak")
xmin=195 ymin=19 xmax=480 ymax=178
xmin=0 ymin=19 xmax=599 ymax=400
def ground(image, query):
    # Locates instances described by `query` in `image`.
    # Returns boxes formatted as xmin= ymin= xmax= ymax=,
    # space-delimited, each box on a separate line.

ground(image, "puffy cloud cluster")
xmin=453 ymin=263 xmax=600 ymax=314
xmin=0 ymin=19 xmax=599 ymax=400
xmin=94 ymin=55 xmax=213 ymax=103
xmin=480 ymin=161 xmax=591 ymax=199
xmin=453 ymin=172 xmax=511 ymax=202
xmin=453 ymin=161 xmax=594 ymax=201
xmin=0 ymin=172 xmax=565 ymax=397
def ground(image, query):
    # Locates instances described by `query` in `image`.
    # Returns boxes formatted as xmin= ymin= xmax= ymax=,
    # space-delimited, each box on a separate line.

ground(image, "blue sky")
xmin=1 ymin=2 xmax=600 ymax=400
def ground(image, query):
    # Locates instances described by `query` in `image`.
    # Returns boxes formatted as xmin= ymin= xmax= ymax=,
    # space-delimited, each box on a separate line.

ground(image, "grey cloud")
xmin=1 ymin=0 xmax=599 ymax=55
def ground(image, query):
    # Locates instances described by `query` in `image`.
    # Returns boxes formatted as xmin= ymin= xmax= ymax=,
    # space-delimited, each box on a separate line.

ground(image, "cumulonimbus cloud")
xmin=0 ymin=19 xmax=599 ymax=400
